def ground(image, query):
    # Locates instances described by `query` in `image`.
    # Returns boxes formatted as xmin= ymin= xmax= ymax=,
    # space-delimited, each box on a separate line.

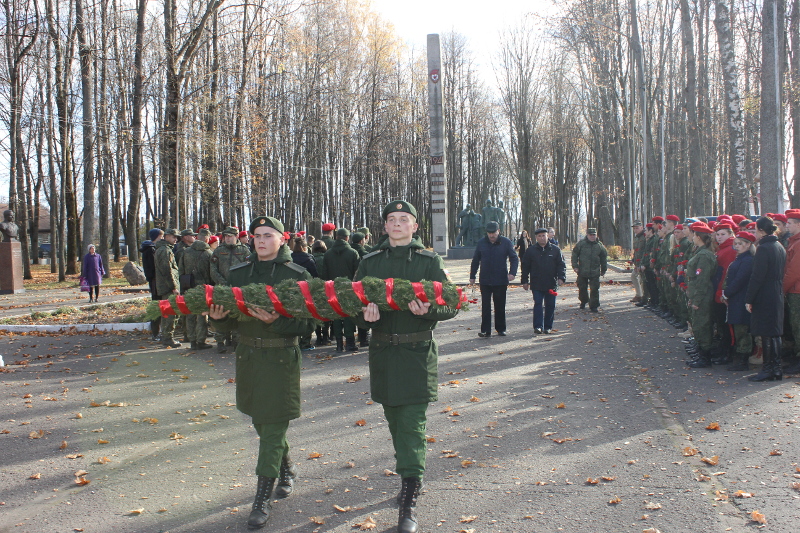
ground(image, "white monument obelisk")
xmin=427 ymin=34 xmax=448 ymax=255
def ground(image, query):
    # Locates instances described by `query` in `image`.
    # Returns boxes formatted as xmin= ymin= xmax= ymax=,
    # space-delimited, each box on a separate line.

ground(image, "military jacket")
xmin=571 ymin=237 xmax=608 ymax=277
xmin=321 ymin=239 xmax=360 ymax=280
xmin=173 ymin=241 xmax=190 ymax=267
xmin=180 ymin=240 xmax=213 ymax=286
xmin=657 ymin=232 xmax=674 ymax=273
xmin=210 ymin=242 xmax=251 ymax=285
xmin=154 ymin=240 xmax=180 ymax=296
xmin=210 ymin=245 xmax=316 ymax=424
xmin=686 ymin=246 xmax=717 ymax=305
xmin=352 ymin=243 xmax=368 ymax=258
xmin=320 ymin=236 xmax=336 ymax=251
xmin=632 ymin=231 xmax=647 ymax=267
xmin=643 ymin=234 xmax=658 ymax=269
xmin=353 ymin=240 xmax=458 ymax=406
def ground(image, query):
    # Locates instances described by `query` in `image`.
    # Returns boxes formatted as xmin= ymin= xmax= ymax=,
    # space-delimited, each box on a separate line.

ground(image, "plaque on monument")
xmin=0 ymin=240 xmax=25 ymax=294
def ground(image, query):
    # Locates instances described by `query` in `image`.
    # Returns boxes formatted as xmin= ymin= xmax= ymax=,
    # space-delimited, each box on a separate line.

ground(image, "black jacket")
xmin=746 ymin=235 xmax=786 ymax=337
xmin=291 ymin=251 xmax=318 ymax=278
xmin=521 ymin=242 xmax=566 ymax=291
xmin=723 ymin=251 xmax=753 ymax=326
xmin=140 ymin=240 xmax=156 ymax=282
xmin=470 ymin=236 xmax=519 ymax=286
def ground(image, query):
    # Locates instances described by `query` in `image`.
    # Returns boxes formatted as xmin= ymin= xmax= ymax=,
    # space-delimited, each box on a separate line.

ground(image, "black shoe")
xmin=162 ymin=338 xmax=181 ymax=349
xmin=544 ymin=329 xmax=552 ymax=334
xmin=687 ymin=350 xmax=712 ymax=368
xmin=358 ymin=330 xmax=370 ymax=347
xmin=274 ymin=456 xmax=296 ymax=499
xmin=217 ymin=342 xmax=227 ymax=353
xmin=478 ymin=332 xmax=491 ymax=338
xmin=345 ymin=337 xmax=358 ymax=351
xmin=711 ymin=351 xmax=733 ymax=365
xmin=635 ymin=301 xmax=646 ymax=307
xmin=579 ymin=303 xmax=586 ymax=309
xmin=190 ymin=342 xmax=197 ymax=350
xmin=749 ymin=337 xmax=783 ymax=382
xmin=497 ymin=331 xmax=507 ymax=336
xmin=397 ymin=477 xmax=421 ymax=533
xmin=674 ymin=322 xmax=688 ymax=331
xmin=195 ymin=342 xmax=212 ymax=350
xmin=784 ymin=358 xmax=800 ymax=375
xmin=396 ymin=479 xmax=425 ymax=505
xmin=727 ymin=353 xmax=750 ymax=372
xmin=534 ymin=328 xmax=543 ymax=335
xmin=336 ymin=337 xmax=344 ymax=352
xmin=247 ymin=476 xmax=275 ymax=529
xmin=590 ymin=307 xmax=599 ymax=313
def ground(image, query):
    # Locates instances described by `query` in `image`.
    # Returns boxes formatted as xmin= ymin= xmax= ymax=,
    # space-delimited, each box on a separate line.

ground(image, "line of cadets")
xmin=631 ymin=211 xmax=800 ymax=380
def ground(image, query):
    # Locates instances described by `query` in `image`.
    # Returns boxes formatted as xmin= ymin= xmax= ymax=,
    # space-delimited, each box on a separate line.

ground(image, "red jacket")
xmin=715 ymin=238 xmax=737 ymax=303
xmin=783 ymin=232 xmax=800 ymax=293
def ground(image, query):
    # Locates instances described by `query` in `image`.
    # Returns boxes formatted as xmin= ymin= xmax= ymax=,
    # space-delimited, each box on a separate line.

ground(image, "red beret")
xmin=208 ymin=235 xmax=219 ymax=244
xmin=731 ymin=214 xmax=747 ymax=224
xmin=651 ymin=216 xmax=665 ymax=223
xmin=321 ymin=223 xmax=336 ymax=232
xmin=717 ymin=215 xmax=733 ymax=223
xmin=646 ymin=223 xmax=654 ymax=229
xmin=238 ymin=230 xmax=249 ymax=238
xmin=736 ymin=231 xmax=756 ymax=243
xmin=197 ymin=224 xmax=209 ymax=230
xmin=772 ymin=213 xmax=788 ymax=223
xmin=666 ymin=214 xmax=680 ymax=222
xmin=297 ymin=230 xmax=306 ymax=235
xmin=784 ymin=210 xmax=800 ymax=220
xmin=746 ymin=222 xmax=756 ymax=229
xmin=675 ymin=224 xmax=684 ymax=230
xmin=714 ymin=222 xmax=734 ymax=231
xmin=690 ymin=221 xmax=713 ymax=234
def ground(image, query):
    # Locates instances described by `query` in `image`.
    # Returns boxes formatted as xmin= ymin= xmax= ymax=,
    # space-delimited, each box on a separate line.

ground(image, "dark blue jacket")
xmin=470 ymin=236 xmax=519 ymax=286
xmin=723 ymin=251 xmax=753 ymax=326
xmin=521 ymin=242 xmax=566 ymax=291
xmin=746 ymin=235 xmax=786 ymax=336
xmin=140 ymin=240 xmax=156 ymax=282
xmin=291 ymin=251 xmax=318 ymax=278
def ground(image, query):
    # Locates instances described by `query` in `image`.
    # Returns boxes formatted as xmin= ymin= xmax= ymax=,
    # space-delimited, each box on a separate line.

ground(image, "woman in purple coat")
xmin=81 ymin=244 xmax=105 ymax=302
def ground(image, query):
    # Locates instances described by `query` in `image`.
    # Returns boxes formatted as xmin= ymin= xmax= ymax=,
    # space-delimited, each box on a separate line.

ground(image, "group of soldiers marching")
xmin=630 ymin=212 xmax=800 ymax=380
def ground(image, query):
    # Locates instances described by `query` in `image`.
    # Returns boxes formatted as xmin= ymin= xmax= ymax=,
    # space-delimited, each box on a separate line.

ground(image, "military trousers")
xmin=631 ymin=270 xmax=643 ymax=298
xmin=158 ymin=293 xmax=176 ymax=342
xmin=577 ymin=276 xmax=600 ymax=309
xmin=332 ymin=318 xmax=355 ymax=339
xmin=644 ymin=270 xmax=659 ymax=305
xmin=383 ymin=403 xmax=428 ymax=479
xmin=148 ymin=280 xmax=161 ymax=336
xmin=731 ymin=323 xmax=753 ymax=355
xmin=786 ymin=293 xmax=800 ymax=356
xmin=690 ymin=300 xmax=714 ymax=351
xmin=480 ymin=284 xmax=508 ymax=333
xmin=254 ymin=421 xmax=290 ymax=478
xmin=187 ymin=313 xmax=208 ymax=344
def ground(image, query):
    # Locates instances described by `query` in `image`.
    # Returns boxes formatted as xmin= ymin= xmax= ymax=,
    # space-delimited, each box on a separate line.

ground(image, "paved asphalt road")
xmin=1 ymin=281 xmax=799 ymax=532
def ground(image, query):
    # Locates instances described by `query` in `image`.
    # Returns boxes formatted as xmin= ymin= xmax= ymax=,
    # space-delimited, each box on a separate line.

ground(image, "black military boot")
xmin=315 ymin=326 xmax=325 ymax=347
xmin=195 ymin=342 xmax=212 ymax=350
xmin=396 ymin=479 xmax=425 ymax=504
xmin=346 ymin=337 xmax=358 ymax=351
xmin=687 ymin=349 xmax=712 ymax=368
xmin=247 ymin=476 xmax=275 ymax=529
xmin=336 ymin=337 xmax=344 ymax=352
xmin=358 ymin=328 xmax=370 ymax=347
xmin=727 ymin=351 xmax=750 ymax=371
xmin=711 ymin=345 xmax=733 ymax=365
xmin=274 ymin=455 xmax=296 ymax=499
xmin=217 ymin=341 xmax=227 ymax=353
xmin=150 ymin=319 xmax=161 ymax=342
xmin=397 ymin=477 xmax=421 ymax=533
xmin=749 ymin=337 xmax=783 ymax=382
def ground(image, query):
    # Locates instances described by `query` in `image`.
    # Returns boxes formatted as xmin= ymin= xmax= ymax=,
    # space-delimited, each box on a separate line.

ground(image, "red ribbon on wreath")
xmin=205 ymin=285 xmax=215 ymax=308
xmin=265 ymin=285 xmax=293 ymax=318
xmin=231 ymin=287 xmax=253 ymax=317
xmin=456 ymin=287 xmax=465 ymax=309
xmin=297 ymin=281 xmax=327 ymax=321
xmin=175 ymin=295 xmax=191 ymax=315
xmin=159 ymin=300 xmax=176 ymax=317
xmin=352 ymin=281 xmax=370 ymax=305
xmin=385 ymin=278 xmax=401 ymax=310
xmin=411 ymin=282 xmax=429 ymax=303
xmin=325 ymin=280 xmax=349 ymax=317
xmin=432 ymin=281 xmax=447 ymax=306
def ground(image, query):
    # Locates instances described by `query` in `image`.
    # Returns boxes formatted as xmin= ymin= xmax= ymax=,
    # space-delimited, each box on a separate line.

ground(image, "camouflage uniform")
xmin=210 ymin=227 xmax=251 ymax=350
xmin=154 ymin=232 xmax=181 ymax=346
xmin=180 ymin=235 xmax=213 ymax=346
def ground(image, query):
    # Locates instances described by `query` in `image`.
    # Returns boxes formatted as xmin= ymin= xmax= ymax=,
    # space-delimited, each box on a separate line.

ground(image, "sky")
xmin=369 ymin=0 xmax=558 ymax=83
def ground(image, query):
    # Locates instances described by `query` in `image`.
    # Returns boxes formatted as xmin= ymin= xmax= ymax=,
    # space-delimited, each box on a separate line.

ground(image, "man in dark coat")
xmin=571 ymin=228 xmax=608 ymax=312
xmin=141 ymin=228 xmax=162 ymax=341
xmin=522 ymin=228 xmax=566 ymax=334
xmin=354 ymin=200 xmax=459 ymax=533
xmin=322 ymin=228 xmax=360 ymax=351
xmin=207 ymin=216 xmax=316 ymax=529
xmin=469 ymin=221 xmax=518 ymax=337
xmin=746 ymin=217 xmax=787 ymax=381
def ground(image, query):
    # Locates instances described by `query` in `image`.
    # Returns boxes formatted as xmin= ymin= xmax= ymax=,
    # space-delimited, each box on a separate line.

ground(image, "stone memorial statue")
xmin=481 ymin=199 xmax=506 ymax=234
xmin=481 ymin=200 xmax=496 ymax=227
xmin=495 ymin=200 xmax=506 ymax=230
xmin=455 ymin=204 xmax=484 ymax=247
xmin=0 ymin=210 xmax=19 ymax=242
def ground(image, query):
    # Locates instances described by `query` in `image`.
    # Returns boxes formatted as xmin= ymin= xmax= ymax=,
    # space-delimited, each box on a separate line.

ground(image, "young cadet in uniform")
xmin=322 ymin=228 xmax=361 ymax=352
xmin=354 ymin=201 xmax=459 ymax=533
xmin=210 ymin=227 xmax=251 ymax=352
xmin=207 ymin=216 xmax=316 ymax=529
xmin=630 ymin=221 xmax=646 ymax=303
xmin=154 ymin=229 xmax=182 ymax=348
xmin=685 ymin=222 xmax=718 ymax=368
xmin=320 ymin=223 xmax=336 ymax=250
xmin=179 ymin=228 xmax=214 ymax=350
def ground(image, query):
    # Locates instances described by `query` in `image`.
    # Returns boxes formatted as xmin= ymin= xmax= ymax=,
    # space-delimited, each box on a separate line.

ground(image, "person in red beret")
xmin=731 ymin=214 xmax=747 ymax=225
xmin=711 ymin=222 xmax=737 ymax=364
xmin=197 ymin=223 xmax=210 ymax=232
xmin=208 ymin=235 xmax=219 ymax=250
xmin=782 ymin=210 xmax=800 ymax=375
xmin=638 ymin=222 xmax=660 ymax=308
xmin=772 ymin=213 xmax=789 ymax=247
xmin=684 ymin=222 xmax=718 ymax=367
xmin=320 ymin=223 xmax=336 ymax=250
xmin=722 ymin=231 xmax=756 ymax=371
xmin=238 ymin=230 xmax=252 ymax=250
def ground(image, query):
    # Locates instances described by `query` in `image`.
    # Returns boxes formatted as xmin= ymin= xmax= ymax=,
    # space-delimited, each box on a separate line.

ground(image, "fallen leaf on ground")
xmin=643 ymin=501 xmax=661 ymax=510
xmin=601 ymin=476 xmax=616 ymax=481
xmin=459 ymin=515 xmax=477 ymax=523
xmin=586 ymin=478 xmax=599 ymax=485
xmin=28 ymin=430 xmax=44 ymax=439
xmin=556 ymin=403 xmax=566 ymax=409
xmin=353 ymin=516 xmax=376 ymax=530
xmin=733 ymin=490 xmax=753 ymax=498
xmin=701 ymin=455 xmax=719 ymax=466
xmin=608 ymin=496 xmax=622 ymax=504
xmin=97 ymin=439 xmax=109 ymax=444
xmin=98 ymin=457 xmax=111 ymax=464
xmin=169 ymin=433 xmax=184 ymax=440
xmin=65 ymin=454 xmax=83 ymax=459
xmin=127 ymin=509 xmax=144 ymax=515
xmin=769 ymin=449 xmax=782 ymax=456
xmin=75 ymin=476 xmax=90 ymax=486
xmin=642 ymin=529 xmax=662 ymax=533
xmin=705 ymin=422 xmax=720 ymax=430
xmin=383 ymin=469 xmax=396 ymax=476
xmin=682 ymin=447 xmax=698 ymax=456
xmin=309 ymin=516 xmax=325 ymax=525
xmin=469 ymin=396 xmax=480 ymax=402
xmin=426 ymin=437 xmax=436 ymax=443
xmin=334 ymin=504 xmax=352 ymax=512
xmin=354 ymin=419 xmax=366 ymax=427
xmin=347 ymin=375 xmax=362 ymax=383
xmin=60 ymin=440 xmax=68 ymax=450
xmin=750 ymin=510 xmax=766 ymax=524
xmin=29 ymin=473 xmax=41 ymax=479
xmin=461 ymin=460 xmax=474 ymax=468
xmin=308 ymin=452 xmax=322 ymax=459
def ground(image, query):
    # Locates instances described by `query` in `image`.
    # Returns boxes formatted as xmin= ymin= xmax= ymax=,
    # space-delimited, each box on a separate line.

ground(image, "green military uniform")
xmin=357 ymin=227 xmax=372 ymax=252
xmin=154 ymin=236 xmax=180 ymax=345
xmin=631 ymin=226 xmax=647 ymax=300
xmin=180 ymin=238 xmax=213 ymax=346
xmin=642 ymin=231 xmax=659 ymax=306
xmin=354 ymin=236 xmax=458 ymax=479
xmin=686 ymin=246 xmax=717 ymax=354
xmin=674 ymin=235 xmax=692 ymax=324
xmin=210 ymin=228 xmax=251 ymax=350
xmin=571 ymin=231 xmax=608 ymax=310
xmin=320 ymin=235 xmax=336 ymax=251
xmin=351 ymin=233 xmax=368 ymax=258
xmin=322 ymin=230 xmax=361 ymax=348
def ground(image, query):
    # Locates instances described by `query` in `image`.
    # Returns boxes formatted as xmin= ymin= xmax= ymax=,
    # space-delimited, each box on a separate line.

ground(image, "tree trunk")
xmin=76 ymin=0 xmax=96 ymax=255
xmin=760 ymin=0 xmax=784 ymax=213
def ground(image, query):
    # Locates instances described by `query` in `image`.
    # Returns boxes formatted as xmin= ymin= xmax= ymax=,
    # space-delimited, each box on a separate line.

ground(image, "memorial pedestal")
xmin=448 ymin=246 xmax=476 ymax=260
xmin=0 ymin=241 xmax=25 ymax=294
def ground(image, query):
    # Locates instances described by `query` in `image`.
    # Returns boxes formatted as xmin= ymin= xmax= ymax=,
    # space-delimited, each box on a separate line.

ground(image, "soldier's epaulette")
xmin=415 ymin=249 xmax=439 ymax=259
xmin=229 ymin=261 xmax=251 ymax=272
xmin=282 ymin=261 xmax=307 ymax=274
xmin=361 ymin=250 xmax=384 ymax=260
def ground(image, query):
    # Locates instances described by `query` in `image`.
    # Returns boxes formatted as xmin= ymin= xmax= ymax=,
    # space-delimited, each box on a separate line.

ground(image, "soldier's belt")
xmin=239 ymin=335 xmax=299 ymax=349
xmin=372 ymin=330 xmax=433 ymax=345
